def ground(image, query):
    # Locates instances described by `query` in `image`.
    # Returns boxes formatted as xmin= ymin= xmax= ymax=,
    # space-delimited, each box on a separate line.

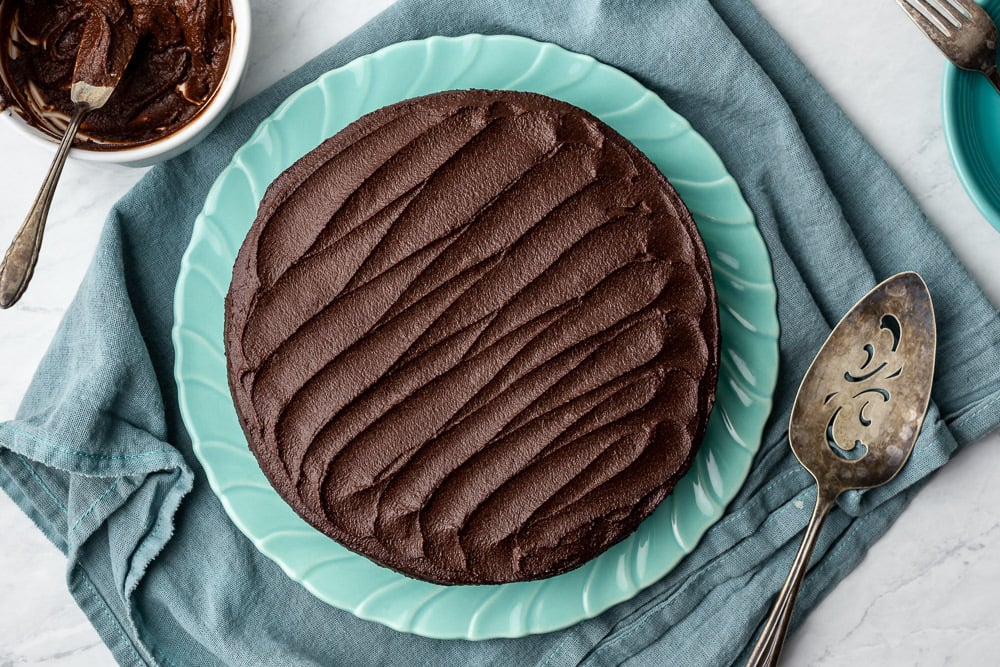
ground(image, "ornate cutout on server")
xmin=789 ymin=273 xmax=937 ymax=489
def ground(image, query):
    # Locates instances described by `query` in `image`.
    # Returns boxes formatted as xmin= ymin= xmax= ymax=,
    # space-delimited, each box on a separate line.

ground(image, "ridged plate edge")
xmin=172 ymin=34 xmax=779 ymax=640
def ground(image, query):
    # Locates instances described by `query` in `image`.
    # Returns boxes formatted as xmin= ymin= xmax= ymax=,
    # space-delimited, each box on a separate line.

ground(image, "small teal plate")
xmin=172 ymin=34 xmax=779 ymax=640
xmin=943 ymin=0 xmax=1000 ymax=231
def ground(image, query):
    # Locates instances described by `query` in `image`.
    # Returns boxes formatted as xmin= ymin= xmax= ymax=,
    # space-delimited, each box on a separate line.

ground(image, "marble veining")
xmin=0 ymin=0 xmax=998 ymax=664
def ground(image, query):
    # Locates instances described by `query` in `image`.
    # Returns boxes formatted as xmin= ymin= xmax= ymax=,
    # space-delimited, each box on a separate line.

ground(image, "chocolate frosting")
xmin=225 ymin=90 xmax=720 ymax=585
xmin=0 ymin=0 xmax=232 ymax=148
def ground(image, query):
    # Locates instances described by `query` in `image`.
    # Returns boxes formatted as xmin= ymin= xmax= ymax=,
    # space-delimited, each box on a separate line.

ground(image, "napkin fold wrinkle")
xmin=2 ymin=0 xmax=999 ymax=665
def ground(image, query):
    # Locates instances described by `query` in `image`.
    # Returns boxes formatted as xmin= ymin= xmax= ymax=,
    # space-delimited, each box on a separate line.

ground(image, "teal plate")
xmin=172 ymin=34 xmax=779 ymax=640
xmin=943 ymin=0 xmax=1000 ymax=231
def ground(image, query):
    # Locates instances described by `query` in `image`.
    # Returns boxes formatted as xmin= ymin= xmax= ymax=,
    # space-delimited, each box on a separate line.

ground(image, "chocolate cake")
xmin=224 ymin=90 xmax=719 ymax=585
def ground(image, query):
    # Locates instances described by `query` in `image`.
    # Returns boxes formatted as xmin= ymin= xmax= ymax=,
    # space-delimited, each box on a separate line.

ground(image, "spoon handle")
xmin=0 ymin=103 xmax=89 ymax=309
xmin=746 ymin=486 xmax=838 ymax=667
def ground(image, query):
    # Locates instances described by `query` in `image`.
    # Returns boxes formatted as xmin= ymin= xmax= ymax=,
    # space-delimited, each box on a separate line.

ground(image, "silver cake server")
xmin=746 ymin=271 xmax=937 ymax=666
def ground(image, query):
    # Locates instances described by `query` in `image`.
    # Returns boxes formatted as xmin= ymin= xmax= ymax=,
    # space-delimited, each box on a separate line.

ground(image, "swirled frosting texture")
xmin=225 ymin=90 xmax=719 ymax=585
xmin=0 ymin=0 xmax=232 ymax=148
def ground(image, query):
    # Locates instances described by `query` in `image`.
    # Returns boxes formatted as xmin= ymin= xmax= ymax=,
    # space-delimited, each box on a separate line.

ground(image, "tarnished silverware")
xmin=898 ymin=0 xmax=1000 ymax=95
xmin=0 ymin=17 xmax=136 ymax=309
xmin=746 ymin=272 xmax=937 ymax=667
xmin=0 ymin=97 xmax=93 ymax=309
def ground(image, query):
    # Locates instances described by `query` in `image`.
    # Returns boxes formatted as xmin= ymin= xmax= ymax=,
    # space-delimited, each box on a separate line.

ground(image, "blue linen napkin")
xmin=3 ymin=0 xmax=1000 ymax=664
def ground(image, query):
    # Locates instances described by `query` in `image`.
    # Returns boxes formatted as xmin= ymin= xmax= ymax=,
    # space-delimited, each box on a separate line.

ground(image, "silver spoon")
xmin=0 ymin=16 xmax=135 ymax=309
xmin=746 ymin=271 xmax=937 ymax=666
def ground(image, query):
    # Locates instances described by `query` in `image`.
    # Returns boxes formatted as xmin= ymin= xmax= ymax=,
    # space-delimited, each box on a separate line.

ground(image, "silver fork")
xmin=897 ymin=0 xmax=1000 ymax=94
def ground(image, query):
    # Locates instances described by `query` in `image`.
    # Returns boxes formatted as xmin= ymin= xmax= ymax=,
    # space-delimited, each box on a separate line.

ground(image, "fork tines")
xmin=899 ymin=0 xmax=966 ymax=35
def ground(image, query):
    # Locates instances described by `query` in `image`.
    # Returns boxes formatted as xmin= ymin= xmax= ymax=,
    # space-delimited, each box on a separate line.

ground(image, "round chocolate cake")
xmin=225 ymin=90 xmax=719 ymax=585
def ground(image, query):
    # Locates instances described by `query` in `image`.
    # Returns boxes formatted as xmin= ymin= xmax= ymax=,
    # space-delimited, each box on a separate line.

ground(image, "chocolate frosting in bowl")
xmin=0 ymin=0 xmax=233 ymax=149
xmin=225 ymin=90 xmax=720 ymax=585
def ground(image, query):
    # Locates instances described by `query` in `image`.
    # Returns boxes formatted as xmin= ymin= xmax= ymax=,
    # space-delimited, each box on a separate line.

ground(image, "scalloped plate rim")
xmin=172 ymin=33 xmax=778 ymax=640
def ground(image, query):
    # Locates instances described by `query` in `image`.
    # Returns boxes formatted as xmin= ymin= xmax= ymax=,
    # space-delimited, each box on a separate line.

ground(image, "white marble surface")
xmin=0 ymin=0 xmax=998 ymax=664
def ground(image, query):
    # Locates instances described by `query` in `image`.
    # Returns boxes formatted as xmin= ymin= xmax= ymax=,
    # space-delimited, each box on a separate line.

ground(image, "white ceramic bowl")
xmin=0 ymin=0 xmax=251 ymax=167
